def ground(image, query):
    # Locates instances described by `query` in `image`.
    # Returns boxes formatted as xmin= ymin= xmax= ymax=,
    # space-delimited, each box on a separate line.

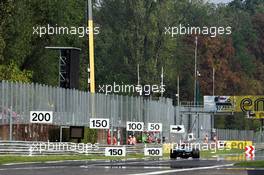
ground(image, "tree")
xmin=0 ymin=61 xmax=32 ymax=82
xmin=0 ymin=0 xmax=13 ymax=61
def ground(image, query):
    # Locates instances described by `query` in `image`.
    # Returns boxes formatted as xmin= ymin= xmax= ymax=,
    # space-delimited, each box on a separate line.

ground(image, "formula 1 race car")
xmin=170 ymin=144 xmax=200 ymax=159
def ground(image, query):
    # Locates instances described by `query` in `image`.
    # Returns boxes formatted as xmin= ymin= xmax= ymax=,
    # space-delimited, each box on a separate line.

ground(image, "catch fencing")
xmin=0 ymin=81 xmax=174 ymax=128
xmin=0 ymin=81 xmax=212 ymax=141
xmin=216 ymin=129 xmax=254 ymax=141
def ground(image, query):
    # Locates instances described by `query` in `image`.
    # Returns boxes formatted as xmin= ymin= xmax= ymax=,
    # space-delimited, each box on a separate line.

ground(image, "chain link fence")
xmin=215 ymin=129 xmax=254 ymax=141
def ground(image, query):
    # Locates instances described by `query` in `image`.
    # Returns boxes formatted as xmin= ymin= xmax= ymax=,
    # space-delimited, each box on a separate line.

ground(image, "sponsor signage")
xmin=224 ymin=140 xmax=253 ymax=149
xmin=204 ymin=96 xmax=234 ymax=112
xmin=235 ymin=96 xmax=264 ymax=118
xmin=204 ymin=96 xmax=264 ymax=118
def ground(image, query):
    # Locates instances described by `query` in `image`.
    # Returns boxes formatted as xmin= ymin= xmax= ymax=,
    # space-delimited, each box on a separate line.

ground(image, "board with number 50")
xmin=147 ymin=123 xmax=162 ymax=132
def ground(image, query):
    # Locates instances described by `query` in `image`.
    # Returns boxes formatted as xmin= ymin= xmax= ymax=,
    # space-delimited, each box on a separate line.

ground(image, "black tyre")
xmin=170 ymin=149 xmax=177 ymax=159
xmin=192 ymin=148 xmax=200 ymax=158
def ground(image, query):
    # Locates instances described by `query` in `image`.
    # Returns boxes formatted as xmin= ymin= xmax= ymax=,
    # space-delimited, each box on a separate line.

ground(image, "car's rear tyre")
xmin=192 ymin=148 xmax=200 ymax=158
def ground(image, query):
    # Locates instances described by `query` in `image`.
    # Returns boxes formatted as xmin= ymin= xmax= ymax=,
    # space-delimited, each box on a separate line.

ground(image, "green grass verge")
xmin=200 ymin=149 xmax=244 ymax=158
xmin=0 ymin=155 xmax=100 ymax=165
xmin=0 ymin=153 xmax=150 ymax=165
xmin=235 ymin=161 xmax=264 ymax=168
xmin=0 ymin=149 xmax=244 ymax=165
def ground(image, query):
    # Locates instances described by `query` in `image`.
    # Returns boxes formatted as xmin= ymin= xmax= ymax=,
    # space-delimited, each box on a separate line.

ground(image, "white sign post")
xmin=90 ymin=118 xmax=109 ymax=129
xmin=147 ymin=123 xmax=162 ymax=132
xmin=126 ymin=122 xmax=144 ymax=132
xmin=144 ymin=148 xmax=163 ymax=157
xmin=170 ymin=125 xmax=185 ymax=134
xmin=30 ymin=111 xmax=53 ymax=124
xmin=105 ymin=147 xmax=126 ymax=156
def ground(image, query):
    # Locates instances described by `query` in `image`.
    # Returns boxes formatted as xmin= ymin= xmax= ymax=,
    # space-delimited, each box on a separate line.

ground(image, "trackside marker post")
xmin=245 ymin=145 xmax=255 ymax=160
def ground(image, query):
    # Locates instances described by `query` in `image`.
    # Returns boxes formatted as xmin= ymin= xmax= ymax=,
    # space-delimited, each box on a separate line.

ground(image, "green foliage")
xmin=81 ymin=127 xmax=98 ymax=144
xmin=0 ymin=154 xmax=147 ymax=165
xmin=214 ymin=113 xmax=261 ymax=131
xmin=0 ymin=0 xmax=264 ymax=130
xmin=0 ymin=0 xmax=263 ymax=97
xmin=2 ymin=0 xmax=86 ymax=85
xmin=0 ymin=61 xmax=32 ymax=82
xmin=201 ymin=149 xmax=244 ymax=159
xmin=0 ymin=0 xmax=13 ymax=61
xmin=235 ymin=160 xmax=264 ymax=168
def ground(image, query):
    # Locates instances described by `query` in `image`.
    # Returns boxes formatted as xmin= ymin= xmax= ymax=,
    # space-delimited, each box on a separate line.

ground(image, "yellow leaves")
xmin=0 ymin=61 xmax=32 ymax=83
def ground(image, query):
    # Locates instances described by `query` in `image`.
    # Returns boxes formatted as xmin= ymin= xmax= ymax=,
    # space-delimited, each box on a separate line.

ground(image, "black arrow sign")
xmin=172 ymin=126 xmax=182 ymax=131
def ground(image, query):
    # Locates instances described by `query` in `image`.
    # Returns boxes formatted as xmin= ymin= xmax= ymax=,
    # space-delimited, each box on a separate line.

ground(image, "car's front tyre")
xmin=170 ymin=149 xmax=177 ymax=159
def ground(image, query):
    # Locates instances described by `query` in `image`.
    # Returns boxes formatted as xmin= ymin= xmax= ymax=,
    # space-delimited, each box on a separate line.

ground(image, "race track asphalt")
xmin=0 ymin=158 xmax=263 ymax=175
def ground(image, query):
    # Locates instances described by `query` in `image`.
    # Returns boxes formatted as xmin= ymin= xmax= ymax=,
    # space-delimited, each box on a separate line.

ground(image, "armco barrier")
xmin=0 ymin=141 xmax=163 ymax=156
xmin=1 ymin=141 xmax=256 ymax=156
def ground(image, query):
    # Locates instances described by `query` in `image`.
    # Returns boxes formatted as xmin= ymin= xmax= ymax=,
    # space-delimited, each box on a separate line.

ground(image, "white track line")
xmin=129 ymin=164 xmax=234 ymax=175
xmin=92 ymin=159 xmax=172 ymax=166
xmin=0 ymin=166 xmax=66 ymax=171
xmin=3 ymin=162 xmax=39 ymax=166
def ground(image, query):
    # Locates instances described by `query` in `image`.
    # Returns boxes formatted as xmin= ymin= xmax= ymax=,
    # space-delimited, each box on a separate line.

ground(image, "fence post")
xmin=9 ymin=106 xmax=13 ymax=141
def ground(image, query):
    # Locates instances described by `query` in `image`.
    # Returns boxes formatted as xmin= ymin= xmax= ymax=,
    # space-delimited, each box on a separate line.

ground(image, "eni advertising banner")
xmin=234 ymin=96 xmax=264 ymax=118
xmin=204 ymin=96 xmax=264 ymax=118
xmin=254 ymin=112 xmax=264 ymax=119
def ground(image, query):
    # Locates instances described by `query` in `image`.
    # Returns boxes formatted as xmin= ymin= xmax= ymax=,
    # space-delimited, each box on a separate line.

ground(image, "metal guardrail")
xmin=0 ymin=141 xmax=162 ymax=156
xmin=255 ymin=143 xmax=264 ymax=150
